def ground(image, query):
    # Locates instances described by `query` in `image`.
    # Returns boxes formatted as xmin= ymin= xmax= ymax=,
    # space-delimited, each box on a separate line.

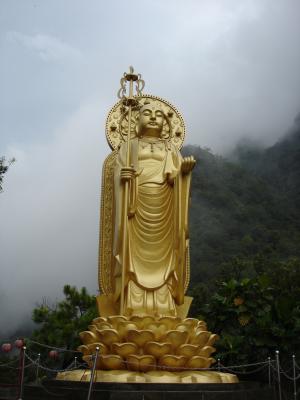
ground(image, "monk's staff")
xmin=118 ymin=66 xmax=144 ymax=314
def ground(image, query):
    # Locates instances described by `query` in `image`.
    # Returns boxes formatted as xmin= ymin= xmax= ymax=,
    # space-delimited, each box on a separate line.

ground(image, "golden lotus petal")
xmin=140 ymin=316 xmax=156 ymax=328
xmin=100 ymin=355 xmax=125 ymax=370
xmin=128 ymin=316 xmax=143 ymax=329
xmin=210 ymin=357 xmax=216 ymax=365
xmin=146 ymin=323 xmax=168 ymax=340
xmin=92 ymin=317 xmax=107 ymax=325
xmin=130 ymin=315 xmax=155 ymax=329
xmin=79 ymin=331 xmax=98 ymax=345
xmin=207 ymin=334 xmax=220 ymax=346
xmin=111 ymin=342 xmax=138 ymax=358
xmin=176 ymin=344 xmax=199 ymax=358
xmin=159 ymin=355 xmax=187 ymax=371
xmin=82 ymin=354 xmax=103 ymax=369
xmin=163 ymin=330 xmax=188 ymax=348
xmin=189 ymin=331 xmax=211 ymax=347
xmin=107 ymin=315 xmax=128 ymax=328
xmin=127 ymin=355 xmax=156 ymax=372
xmin=182 ymin=318 xmax=199 ymax=328
xmin=158 ymin=316 xmax=181 ymax=330
xmin=97 ymin=328 xmax=120 ymax=346
xmin=126 ymin=329 xmax=155 ymax=347
xmin=204 ymin=357 xmax=215 ymax=368
xmin=95 ymin=322 xmax=112 ymax=330
xmin=175 ymin=323 xmax=190 ymax=333
xmin=82 ymin=354 xmax=93 ymax=368
xmin=144 ymin=342 xmax=173 ymax=358
xmin=88 ymin=324 xmax=98 ymax=333
xmin=186 ymin=356 xmax=210 ymax=369
xmin=198 ymin=346 xmax=216 ymax=358
xmin=77 ymin=345 xmax=89 ymax=355
xmin=116 ymin=321 xmax=139 ymax=340
xmin=196 ymin=321 xmax=208 ymax=331
xmin=87 ymin=343 xmax=108 ymax=355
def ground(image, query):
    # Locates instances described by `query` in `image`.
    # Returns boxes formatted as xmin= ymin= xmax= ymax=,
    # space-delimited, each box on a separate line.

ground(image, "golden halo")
xmin=105 ymin=94 xmax=186 ymax=150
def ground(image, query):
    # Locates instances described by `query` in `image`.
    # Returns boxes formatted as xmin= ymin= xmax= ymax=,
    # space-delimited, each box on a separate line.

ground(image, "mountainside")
xmin=184 ymin=121 xmax=300 ymax=284
xmin=233 ymin=116 xmax=300 ymax=215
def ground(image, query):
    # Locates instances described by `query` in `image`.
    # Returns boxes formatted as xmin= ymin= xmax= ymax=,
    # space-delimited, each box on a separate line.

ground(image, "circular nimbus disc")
xmin=105 ymin=94 xmax=186 ymax=150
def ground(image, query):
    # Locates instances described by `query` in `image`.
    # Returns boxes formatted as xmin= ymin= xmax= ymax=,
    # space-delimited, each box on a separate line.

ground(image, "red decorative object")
xmin=15 ymin=339 xmax=24 ymax=349
xmin=49 ymin=350 xmax=58 ymax=359
xmin=1 ymin=343 xmax=12 ymax=353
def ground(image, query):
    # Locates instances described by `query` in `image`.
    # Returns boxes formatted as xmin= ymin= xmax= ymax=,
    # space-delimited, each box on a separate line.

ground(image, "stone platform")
xmin=23 ymin=380 xmax=277 ymax=400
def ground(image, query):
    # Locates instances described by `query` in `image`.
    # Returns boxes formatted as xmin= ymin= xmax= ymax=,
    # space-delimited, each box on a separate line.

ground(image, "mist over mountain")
xmin=185 ymin=113 xmax=300 ymax=283
xmin=231 ymin=114 xmax=300 ymax=213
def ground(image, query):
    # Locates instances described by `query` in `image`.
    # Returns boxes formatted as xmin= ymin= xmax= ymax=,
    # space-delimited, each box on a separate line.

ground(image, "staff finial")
xmin=117 ymin=66 xmax=145 ymax=103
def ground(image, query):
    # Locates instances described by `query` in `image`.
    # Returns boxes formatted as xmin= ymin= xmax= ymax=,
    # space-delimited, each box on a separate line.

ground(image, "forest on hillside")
xmin=184 ymin=115 xmax=300 ymax=364
xmin=186 ymin=114 xmax=300 ymax=284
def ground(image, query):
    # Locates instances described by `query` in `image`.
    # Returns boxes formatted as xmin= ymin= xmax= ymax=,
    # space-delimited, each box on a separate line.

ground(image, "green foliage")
xmin=190 ymin=257 xmax=300 ymax=365
xmin=30 ymin=285 xmax=97 ymax=363
xmin=0 ymin=354 xmax=19 ymax=385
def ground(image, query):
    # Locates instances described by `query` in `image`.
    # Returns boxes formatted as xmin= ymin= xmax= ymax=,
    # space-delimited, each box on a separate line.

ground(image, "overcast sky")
xmin=1 ymin=0 xmax=300 ymax=336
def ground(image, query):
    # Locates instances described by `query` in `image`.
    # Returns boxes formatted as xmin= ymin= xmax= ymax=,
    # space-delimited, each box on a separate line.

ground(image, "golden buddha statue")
xmin=110 ymin=101 xmax=195 ymax=317
xmin=56 ymin=68 xmax=238 ymax=384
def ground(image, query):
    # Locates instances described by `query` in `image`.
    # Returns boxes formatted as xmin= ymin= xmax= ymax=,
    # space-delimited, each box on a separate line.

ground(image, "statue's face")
xmin=137 ymin=105 xmax=164 ymax=137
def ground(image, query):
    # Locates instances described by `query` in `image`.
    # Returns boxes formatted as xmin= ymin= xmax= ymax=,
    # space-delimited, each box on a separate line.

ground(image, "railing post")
xmin=275 ymin=350 xmax=282 ymax=400
xmin=35 ymin=353 xmax=41 ymax=382
xmin=217 ymin=358 xmax=221 ymax=372
xmin=268 ymin=357 xmax=271 ymax=387
xmin=292 ymin=354 xmax=297 ymax=400
xmin=87 ymin=346 xmax=99 ymax=400
xmin=18 ymin=346 xmax=26 ymax=400
xmin=74 ymin=356 xmax=78 ymax=369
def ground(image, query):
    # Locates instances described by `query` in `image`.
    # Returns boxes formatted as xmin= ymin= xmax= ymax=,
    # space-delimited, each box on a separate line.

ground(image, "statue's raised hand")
xmin=181 ymin=156 xmax=196 ymax=174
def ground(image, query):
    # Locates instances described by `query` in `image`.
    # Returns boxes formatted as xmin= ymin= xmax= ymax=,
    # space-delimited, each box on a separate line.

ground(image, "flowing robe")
xmin=112 ymin=137 xmax=192 ymax=316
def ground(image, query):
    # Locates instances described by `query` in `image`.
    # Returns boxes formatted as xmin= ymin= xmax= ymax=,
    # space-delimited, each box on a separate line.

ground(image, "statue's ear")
xmin=160 ymin=114 xmax=172 ymax=140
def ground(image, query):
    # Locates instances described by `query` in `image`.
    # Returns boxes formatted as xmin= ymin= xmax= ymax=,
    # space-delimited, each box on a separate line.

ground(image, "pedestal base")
xmin=57 ymin=369 xmax=238 ymax=383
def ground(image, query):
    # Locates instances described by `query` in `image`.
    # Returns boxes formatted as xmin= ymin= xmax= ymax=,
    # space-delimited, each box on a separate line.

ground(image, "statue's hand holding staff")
xmin=120 ymin=166 xmax=136 ymax=182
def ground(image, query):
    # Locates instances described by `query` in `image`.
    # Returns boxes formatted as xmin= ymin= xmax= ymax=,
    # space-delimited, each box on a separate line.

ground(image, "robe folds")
xmin=112 ymin=137 xmax=192 ymax=316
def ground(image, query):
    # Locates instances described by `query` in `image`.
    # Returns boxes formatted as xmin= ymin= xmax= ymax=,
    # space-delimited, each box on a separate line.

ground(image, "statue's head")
xmin=136 ymin=101 xmax=165 ymax=138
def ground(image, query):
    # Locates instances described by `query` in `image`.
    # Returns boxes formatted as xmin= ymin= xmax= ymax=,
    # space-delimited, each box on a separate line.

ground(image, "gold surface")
xmin=99 ymin=78 xmax=195 ymax=316
xmin=105 ymin=94 xmax=186 ymax=151
xmin=57 ymin=369 xmax=238 ymax=384
xmin=69 ymin=67 xmax=238 ymax=384
xmin=78 ymin=315 xmax=220 ymax=373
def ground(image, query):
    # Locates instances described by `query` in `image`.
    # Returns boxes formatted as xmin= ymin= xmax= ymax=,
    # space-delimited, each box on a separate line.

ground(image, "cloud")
xmin=0 ymin=100 xmax=110 ymax=335
xmin=1 ymin=0 xmax=300 ymax=337
xmin=6 ymin=31 xmax=82 ymax=62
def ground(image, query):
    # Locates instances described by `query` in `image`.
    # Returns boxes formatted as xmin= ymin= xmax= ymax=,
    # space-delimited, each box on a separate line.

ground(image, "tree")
xmin=30 ymin=285 xmax=97 ymax=365
xmin=191 ymin=257 xmax=300 ymax=366
xmin=0 ymin=157 xmax=15 ymax=192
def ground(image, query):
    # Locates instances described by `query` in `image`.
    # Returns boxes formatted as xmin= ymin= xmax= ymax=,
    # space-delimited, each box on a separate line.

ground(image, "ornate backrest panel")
xmin=98 ymin=150 xmax=118 ymax=295
xmin=184 ymin=244 xmax=190 ymax=294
